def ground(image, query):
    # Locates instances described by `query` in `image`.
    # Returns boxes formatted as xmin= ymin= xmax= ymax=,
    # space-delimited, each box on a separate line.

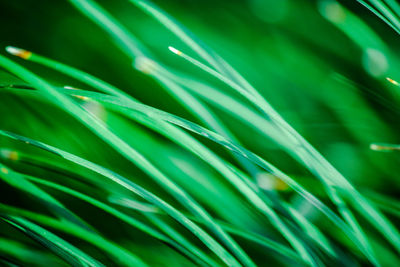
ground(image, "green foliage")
xmin=0 ymin=0 xmax=400 ymax=266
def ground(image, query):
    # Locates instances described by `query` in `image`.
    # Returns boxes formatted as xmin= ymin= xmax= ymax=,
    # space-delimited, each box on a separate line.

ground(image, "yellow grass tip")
xmin=370 ymin=143 xmax=400 ymax=151
xmin=134 ymin=56 xmax=157 ymax=74
xmin=0 ymin=149 xmax=19 ymax=161
xmin=1 ymin=167 xmax=9 ymax=174
xmin=256 ymin=173 xmax=288 ymax=191
xmin=6 ymin=46 xmax=32 ymax=59
xmin=386 ymin=77 xmax=399 ymax=86
xmin=72 ymin=95 xmax=89 ymax=101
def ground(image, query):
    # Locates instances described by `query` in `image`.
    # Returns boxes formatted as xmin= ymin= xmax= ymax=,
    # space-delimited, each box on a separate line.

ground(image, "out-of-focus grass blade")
xmin=68 ymin=0 xmax=147 ymax=58
xmin=0 ymin=129 xmax=244 ymax=267
xmin=0 ymin=215 xmax=104 ymax=267
xmin=23 ymin=175 xmax=216 ymax=267
xmin=1 ymin=53 xmax=314 ymax=264
xmin=128 ymin=0 xmax=228 ymax=76
xmin=0 ymin=207 xmax=147 ymax=267
xmin=111 ymin=195 xmax=305 ymax=266
xmin=160 ymin=70 xmax=399 ymax=262
xmin=142 ymin=213 xmax=219 ymax=267
xmin=0 ymin=120 xmax=360 ymax=264
xmin=5 ymin=43 xmax=257 ymax=266
xmin=285 ymin=205 xmax=336 ymax=257
xmin=0 ymin=86 xmax=361 ymax=251
xmin=8 ymin=84 xmax=319 ymax=266
xmin=0 ymin=237 xmax=66 ymax=266
xmin=132 ymin=2 xmax=388 ymax=262
xmin=0 ymin=53 xmax=245 ymax=267
xmin=66 ymin=0 xmax=260 ymax=180
xmin=0 ymin=163 xmax=91 ymax=231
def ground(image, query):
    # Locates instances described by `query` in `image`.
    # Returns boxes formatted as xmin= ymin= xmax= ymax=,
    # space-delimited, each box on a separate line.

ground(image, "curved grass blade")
xmin=0 ymin=163 xmax=92 ymax=231
xmin=0 ymin=216 xmax=104 ymax=267
xmin=0 ymin=119 xmax=362 ymax=265
xmin=2 ymin=83 xmax=317 ymax=266
xmin=0 ymin=237 xmax=65 ymax=266
xmin=142 ymin=213 xmax=219 ymax=267
xmin=68 ymin=0 xmax=147 ymax=58
xmin=2 ymin=50 xmax=310 ymax=265
xmin=111 ymin=195 xmax=306 ymax=266
xmin=28 ymin=89 xmax=374 ymax=260
xmin=23 ymin=175 xmax=217 ymax=267
xmin=128 ymin=0 xmax=229 ymax=77
xmin=0 ymin=53 xmax=245 ymax=267
xmin=0 ymin=207 xmax=147 ymax=267
xmin=136 ymin=6 xmax=385 ymax=262
xmin=1 ymin=85 xmax=367 ymax=263
xmin=355 ymin=0 xmax=400 ymax=35
xmin=64 ymin=0 xmax=260 ymax=179
xmin=158 ymin=70 xmax=398 ymax=262
xmin=0 ymin=129 xmax=243 ymax=267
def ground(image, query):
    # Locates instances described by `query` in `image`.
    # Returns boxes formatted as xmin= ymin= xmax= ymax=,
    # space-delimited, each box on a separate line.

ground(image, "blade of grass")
xmin=65 ymin=0 xmax=260 ymax=179
xmin=0 ymin=85 xmax=362 ymax=253
xmin=3 ymin=83 xmax=319 ymax=266
xmin=2 ymin=50 xmax=315 ymax=265
xmin=0 ymin=207 xmax=147 ymax=267
xmin=0 ymin=116 xmax=365 ymax=265
xmin=0 ymin=237 xmax=65 ymax=266
xmin=112 ymin=196 xmax=306 ymax=266
xmin=0 ymin=128 xmax=243 ymax=267
xmin=0 ymin=163 xmax=92 ymax=231
xmin=0 ymin=53 xmax=245 ymax=267
xmin=0 ymin=216 xmax=104 ymax=267
xmin=22 ymin=174 xmax=217 ymax=267
xmin=158 ymin=67 xmax=397 ymax=263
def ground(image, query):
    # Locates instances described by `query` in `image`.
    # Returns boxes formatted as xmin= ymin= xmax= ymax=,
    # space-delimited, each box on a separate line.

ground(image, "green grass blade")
xmin=2 ymin=84 xmax=318 ymax=266
xmin=0 ymin=237 xmax=66 ymax=266
xmin=23 ymin=175 xmax=216 ymax=267
xmin=0 ymin=129 xmax=243 ymax=267
xmin=0 ymin=53 xmax=246 ymax=267
xmin=112 ymin=195 xmax=305 ymax=265
xmin=0 ymin=163 xmax=91 ymax=231
xmin=1 ymin=216 xmax=104 ymax=267
xmin=68 ymin=0 xmax=147 ymax=58
xmin=0 ymin=207 xmax=147 ymax=267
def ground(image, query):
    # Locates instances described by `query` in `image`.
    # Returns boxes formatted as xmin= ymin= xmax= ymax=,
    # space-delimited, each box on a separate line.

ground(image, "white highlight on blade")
xmin=386 ymin=77 xmax=399 ymax=86
xmin=168 ymin=46 xmax=182 ymax=55
xmin=5 ymin=46 xmax=23 ymax=55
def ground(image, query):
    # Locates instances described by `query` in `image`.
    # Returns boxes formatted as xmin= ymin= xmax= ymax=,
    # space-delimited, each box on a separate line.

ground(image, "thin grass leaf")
xmin=0 ymin=128 xmax=244 ymax=267
xmin=0 ymin=53 xmax=245 ymax=267
xmin=0 ymin=237 xmax=65 ymax=266
xmin=0 ymin=163 xmax=91 ymax=231
xmin=2 ymin=83 xmax=318 ymax=266
xmin=23 ymin=175 xmax=217 ymax=267
xmin=0 ymin=207 xmax=147 ymax=267
xmin=0 ymin=216 xmax=104 ymax=267
xmin=111 ymin=195 xmax=305 ymax=266
xmin=2 ymin=50 xmax=315 ymax=265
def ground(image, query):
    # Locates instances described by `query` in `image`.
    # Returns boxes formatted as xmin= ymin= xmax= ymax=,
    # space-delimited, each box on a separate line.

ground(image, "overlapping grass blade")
xmin=126 ymin=2 xmax=398 ymax=262
xmin=0 ymin=215 xmax=104 ymax=267
xmin=22 ymin=175 xmax=216 ymax=266
xmin=0 ymin=206 xmax=147 ymax=266
xmin=0 ymin=163 xmax=91 ymax=231
xmin=0 ymin=237 xmax=65 ymax=266
xmin=3 ymin=50 xmax=316 ymax=265
xmin=1 ymin=82 xmax=317 ymax=265
xmin=0 ymin=53 xmax=245 ymax=267
xmin=0 ymin=127 xmax=243 ymax=267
